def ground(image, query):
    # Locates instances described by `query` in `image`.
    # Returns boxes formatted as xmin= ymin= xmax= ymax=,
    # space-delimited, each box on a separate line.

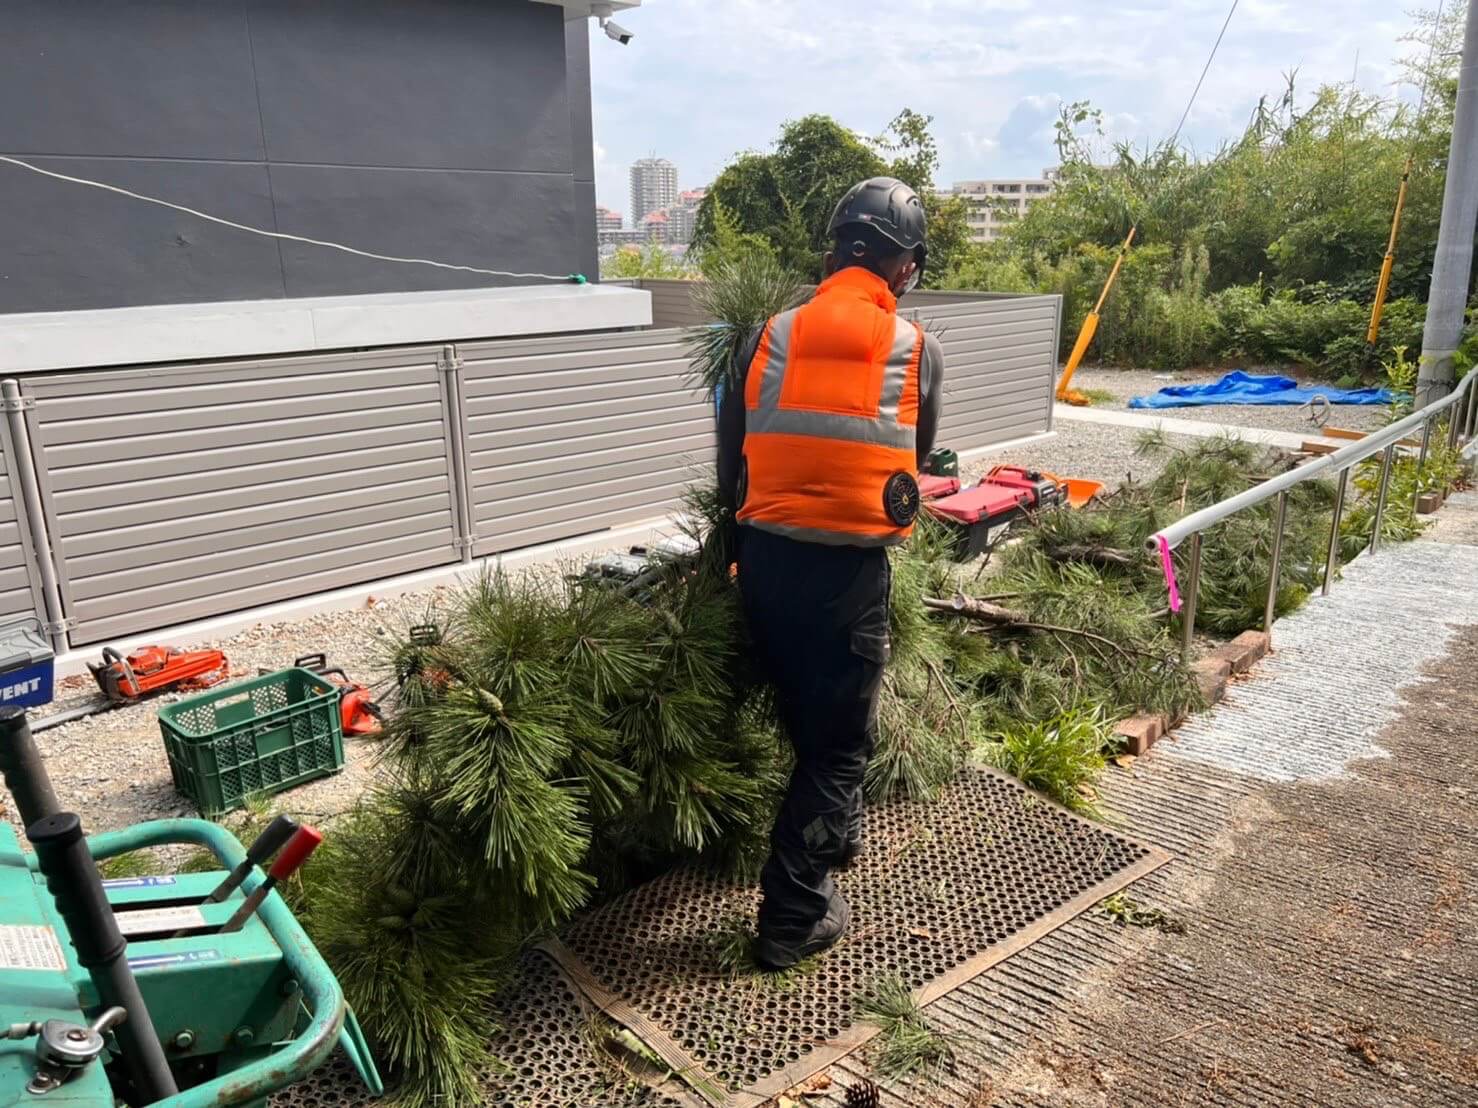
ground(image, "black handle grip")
xmin=246 ymin=814 xmax=300 ymax=865
xmin=293 ymin=653 xmax=328 ymax=671
xmin=28 ymin=811 xmax=178 ymax=1101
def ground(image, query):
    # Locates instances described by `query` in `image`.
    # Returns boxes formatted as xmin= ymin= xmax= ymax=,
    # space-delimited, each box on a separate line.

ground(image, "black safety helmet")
xmin=827 ymin=176 xmax=928 ymax=287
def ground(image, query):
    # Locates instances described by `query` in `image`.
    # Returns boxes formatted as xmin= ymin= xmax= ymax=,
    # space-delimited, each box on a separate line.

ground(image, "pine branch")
xmin=921 ymin=594 xmax=1164 ymax=663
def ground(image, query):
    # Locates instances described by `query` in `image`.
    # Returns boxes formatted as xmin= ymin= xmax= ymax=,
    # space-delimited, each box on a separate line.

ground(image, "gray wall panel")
xmin=0 ymin=1 xmax=264 ymax=160
xmin=248 ymin=0 xmax=569 ymax=171
xmin=268 ymin=164 xmax=579 ymax=299
xmin=0 ymin=157 xmax=285 ymax=313
xmin=0 ymin=0 xmax=597 ymax=311
xmin=24 ymin=351 xmax=459 ymax=644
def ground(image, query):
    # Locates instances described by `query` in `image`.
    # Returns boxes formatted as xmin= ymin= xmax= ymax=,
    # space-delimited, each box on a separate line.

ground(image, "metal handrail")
xmin=1145 ymin=371 xmax=1478 ymax=659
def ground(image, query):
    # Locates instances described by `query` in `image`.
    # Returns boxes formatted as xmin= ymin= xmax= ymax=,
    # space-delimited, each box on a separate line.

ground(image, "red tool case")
xmin=926 ymin=483 xmax=1032 ymax=559
xmin=984 ymin=465 xmax=1065 ymax=510
xmin=918 ymin=474 xmax=961 ymax=501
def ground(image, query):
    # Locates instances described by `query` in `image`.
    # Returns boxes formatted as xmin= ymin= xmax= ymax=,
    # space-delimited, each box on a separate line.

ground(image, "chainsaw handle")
xmin=100 ymin=646 xmax=140 ymax=699
xmin=296 ymin=653 xmax=352 ymax=685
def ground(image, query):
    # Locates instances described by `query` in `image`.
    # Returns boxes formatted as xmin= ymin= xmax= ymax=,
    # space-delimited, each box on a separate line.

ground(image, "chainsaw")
xmin=88 ymin=645 xmax=229 ymax=704
xmin=32 ymin=646 xmax=231 ymax=733
xmin=283 ymin=654 xmax=382 ymax=737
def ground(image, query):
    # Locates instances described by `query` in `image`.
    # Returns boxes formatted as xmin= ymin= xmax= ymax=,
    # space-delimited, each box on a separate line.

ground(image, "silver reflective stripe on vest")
xmin=747 ymin=309 xmax=919 ymax=449
xmin=756 ymin=307 xmax=799 ymax=410
xmin=746 ymin=518 xmax=905 ymax=547
xmin=745 ymin=407 xmax=916 ymax=448
xmin=878 ymin=316 xmax=921 ymax=424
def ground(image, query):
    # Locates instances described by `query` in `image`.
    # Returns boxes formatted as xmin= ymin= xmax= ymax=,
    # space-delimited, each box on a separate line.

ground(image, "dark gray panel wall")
xmin=0 ymin=0 xmax=600 ymax=313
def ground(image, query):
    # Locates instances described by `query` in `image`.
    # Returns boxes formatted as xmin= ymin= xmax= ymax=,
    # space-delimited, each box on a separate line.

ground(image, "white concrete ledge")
xmin=0 ymin=283 xmax=653 ymax=373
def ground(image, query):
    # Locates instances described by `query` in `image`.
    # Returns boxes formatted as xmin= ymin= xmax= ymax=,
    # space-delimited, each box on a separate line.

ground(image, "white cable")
xmin=0 ymin=154 xmax=582 ymax=282
xmin=1168 ymin=0 xmax=1241 ymax=151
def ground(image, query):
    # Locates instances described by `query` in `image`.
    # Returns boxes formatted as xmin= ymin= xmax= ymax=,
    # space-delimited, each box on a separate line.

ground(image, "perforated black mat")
xmin=272 ymin=949 xmax=695 ymax=1107
xmin=542 ymin=766 xmax=1169 ymax=1107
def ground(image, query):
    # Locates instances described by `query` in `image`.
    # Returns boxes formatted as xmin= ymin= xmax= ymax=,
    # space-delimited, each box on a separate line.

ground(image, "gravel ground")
xmin=7 ymin=556 xmax=608 ymax=840
xmin=964 ymin=418 xmax=1202 ymax=491
xmin=1070 ymin=365 xmax=1390 ymax=436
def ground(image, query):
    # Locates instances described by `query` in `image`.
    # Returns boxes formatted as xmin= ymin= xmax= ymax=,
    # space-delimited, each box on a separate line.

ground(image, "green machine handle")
xmin=28 ymin=818 xmax=384 ymax=1106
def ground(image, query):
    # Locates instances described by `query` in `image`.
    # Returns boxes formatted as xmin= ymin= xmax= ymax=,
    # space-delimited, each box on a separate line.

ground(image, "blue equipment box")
xmin=0 ymin=615 xmax=53 ymax=709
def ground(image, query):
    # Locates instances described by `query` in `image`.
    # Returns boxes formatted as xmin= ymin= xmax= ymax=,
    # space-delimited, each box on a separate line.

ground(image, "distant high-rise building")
xmin=945 ymin=171 xmax=1058 ymax=243
xmin=594 ymin=206 xmax=623 ymax=232
xmin=630 ymin=157 xmax=679 ymax=226
xmin=664 ymin=189 xmax=706 ymax=245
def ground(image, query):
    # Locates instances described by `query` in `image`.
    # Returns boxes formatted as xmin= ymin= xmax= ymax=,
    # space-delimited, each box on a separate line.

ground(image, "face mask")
xmin=896 ymin=265 xmax=920 ymax=296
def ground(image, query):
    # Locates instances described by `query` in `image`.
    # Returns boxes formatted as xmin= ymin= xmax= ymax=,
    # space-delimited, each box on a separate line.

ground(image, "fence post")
xmin=437 ymin=344 xmax=477 ymax=563
xmin=1 ymin=380 xmax=70 ymax=654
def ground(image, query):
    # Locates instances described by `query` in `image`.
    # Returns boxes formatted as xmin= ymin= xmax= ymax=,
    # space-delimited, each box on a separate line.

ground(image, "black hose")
xmin=0 ymin=708 xmax=61 ymax=829
xmin=28 ymin=812 xmax=178 ymax=1103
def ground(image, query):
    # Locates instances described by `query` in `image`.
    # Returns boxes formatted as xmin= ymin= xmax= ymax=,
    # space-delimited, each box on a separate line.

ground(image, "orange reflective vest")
xmin=738 ymin=267 xmax=924 ymax=546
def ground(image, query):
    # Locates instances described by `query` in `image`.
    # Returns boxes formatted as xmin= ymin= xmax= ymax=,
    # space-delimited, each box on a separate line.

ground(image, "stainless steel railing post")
xmin=1322 ymin=468 xmax=1349 ymax=596
xmin=1180 ymin=532 xmax=1203 ymax=664
xmin=1263 ymin=491 xmax=1288 ymax=633
xmin=1369 ymin=444 xmax=1396 ymax=553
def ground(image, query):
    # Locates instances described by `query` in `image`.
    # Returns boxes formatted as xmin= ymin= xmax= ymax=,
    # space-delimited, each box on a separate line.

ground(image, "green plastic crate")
xmin=158 ymin=667 xmax=345 ymax=817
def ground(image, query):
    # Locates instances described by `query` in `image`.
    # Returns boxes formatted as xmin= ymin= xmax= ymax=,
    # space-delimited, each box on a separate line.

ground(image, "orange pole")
xmin=1367 ymin=156 xmax=1413 ymax=345
xmin=1056 ymin=226 xmax=1137 ymax=404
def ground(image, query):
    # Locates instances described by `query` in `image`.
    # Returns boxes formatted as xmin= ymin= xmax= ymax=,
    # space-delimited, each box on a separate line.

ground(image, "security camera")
xmin=591 ymin=3 xmax=632 ymax=44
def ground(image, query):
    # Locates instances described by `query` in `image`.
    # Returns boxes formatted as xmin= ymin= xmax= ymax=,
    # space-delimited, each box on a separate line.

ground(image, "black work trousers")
xmin=737 ymin=526 xmax=891 ymax=945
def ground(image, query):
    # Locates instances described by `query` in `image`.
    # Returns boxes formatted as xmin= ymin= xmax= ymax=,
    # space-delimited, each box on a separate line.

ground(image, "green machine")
xmin=0 ymin=709 xmax=382 ymax=1107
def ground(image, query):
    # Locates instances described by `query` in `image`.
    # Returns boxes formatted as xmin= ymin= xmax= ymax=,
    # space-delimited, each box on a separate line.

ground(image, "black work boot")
xmin=754 ymin=891 xmax=850 ymax=971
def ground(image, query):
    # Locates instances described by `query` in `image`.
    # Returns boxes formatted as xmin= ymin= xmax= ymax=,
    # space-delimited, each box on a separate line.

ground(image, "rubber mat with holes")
xmin=541 ymin=766 xmax=1169 ymax=1107
xmin=270 ymin=949 xmax=698 ymax=1107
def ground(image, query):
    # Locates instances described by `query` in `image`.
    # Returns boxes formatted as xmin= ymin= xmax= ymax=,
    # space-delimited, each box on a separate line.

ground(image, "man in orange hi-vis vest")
xmin=716 ymin=177 xmax=944 ymax=969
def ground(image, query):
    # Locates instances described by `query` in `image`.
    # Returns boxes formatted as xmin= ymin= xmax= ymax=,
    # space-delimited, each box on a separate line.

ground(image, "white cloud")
xmin=588 ymin=1 xmax=1430 ymax=203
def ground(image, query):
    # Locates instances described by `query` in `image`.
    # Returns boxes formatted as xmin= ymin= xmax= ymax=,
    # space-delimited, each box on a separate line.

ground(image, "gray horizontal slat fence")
xmin=22 ymin=347 xmax=462 ymax=645
xmin=0 ymin=419 xmax=46 ymax=626
xmin=910 ymin=295 xmax=1061 ymax=450
xmin=641 ymin=279 xmax=711 ymax=330
xmin=457 ymin=329 xmax=713 ymax=556
xmin=0 ymin=285 xmax=1056 ymax=648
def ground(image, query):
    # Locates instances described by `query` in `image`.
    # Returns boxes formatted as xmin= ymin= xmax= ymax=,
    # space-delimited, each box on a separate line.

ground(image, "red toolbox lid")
xmin=919 ymin=474 xmax=961 ymax=500
xmin=926 ymin=483 xmax=1031 ymax=525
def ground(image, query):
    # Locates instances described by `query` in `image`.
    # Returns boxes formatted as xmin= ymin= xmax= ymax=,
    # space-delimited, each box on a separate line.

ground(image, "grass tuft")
xmin=855 ymin=973 xmax=957 ymax=1081
xmin=979 ymin=706 xmax=1111 ymax=815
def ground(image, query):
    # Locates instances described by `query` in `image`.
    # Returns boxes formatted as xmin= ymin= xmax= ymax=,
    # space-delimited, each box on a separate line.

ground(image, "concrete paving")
xmin=817 ymin=490 xmax=1478 ymax=1107
xmin=1054 ymin=403 xmax=1344 ymax=451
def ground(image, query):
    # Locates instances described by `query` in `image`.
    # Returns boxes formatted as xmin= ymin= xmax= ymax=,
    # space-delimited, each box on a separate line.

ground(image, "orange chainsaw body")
xmin=88 ymin=645 xmax=229 ymax=703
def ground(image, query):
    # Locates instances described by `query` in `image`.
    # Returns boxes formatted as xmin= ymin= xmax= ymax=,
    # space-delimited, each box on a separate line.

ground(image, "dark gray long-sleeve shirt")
xmin=716 ymin=325 xmax=945 ymax=512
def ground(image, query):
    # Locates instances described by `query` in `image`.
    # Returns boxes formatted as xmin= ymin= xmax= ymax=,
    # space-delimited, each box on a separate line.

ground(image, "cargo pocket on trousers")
xmin=849 ymin=626 xmax=891 ymax=666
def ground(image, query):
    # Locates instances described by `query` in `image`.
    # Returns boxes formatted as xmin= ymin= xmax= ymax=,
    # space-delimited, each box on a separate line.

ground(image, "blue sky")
xmin=587 ymin=0 xmax=1429 ymax=218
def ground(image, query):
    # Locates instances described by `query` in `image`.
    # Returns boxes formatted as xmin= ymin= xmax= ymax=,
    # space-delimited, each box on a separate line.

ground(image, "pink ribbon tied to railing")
xmin=1155 ymin=534 xmax=1183 ymax=614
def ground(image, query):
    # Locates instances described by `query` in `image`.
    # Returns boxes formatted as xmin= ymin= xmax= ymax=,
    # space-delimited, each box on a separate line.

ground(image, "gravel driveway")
xmin=1069 ymin=366 xmax=1390 ymax=436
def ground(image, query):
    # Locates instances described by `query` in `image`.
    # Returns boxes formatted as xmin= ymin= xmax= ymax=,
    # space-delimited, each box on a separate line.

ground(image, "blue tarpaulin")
xmin=1128 ymin=370 xmax=1399 ymax=410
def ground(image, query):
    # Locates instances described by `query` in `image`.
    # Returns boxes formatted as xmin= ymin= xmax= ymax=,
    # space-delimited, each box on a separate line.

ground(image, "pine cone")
xmin=844 ymin=1079 xmax=880 ymax=1108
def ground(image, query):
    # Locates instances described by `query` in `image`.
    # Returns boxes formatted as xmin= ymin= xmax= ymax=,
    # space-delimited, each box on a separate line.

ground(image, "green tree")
xmin=694 ymin=109 xmax=966 ymax=286
xmin=600 ymin=242 xmax=694 ymax=281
